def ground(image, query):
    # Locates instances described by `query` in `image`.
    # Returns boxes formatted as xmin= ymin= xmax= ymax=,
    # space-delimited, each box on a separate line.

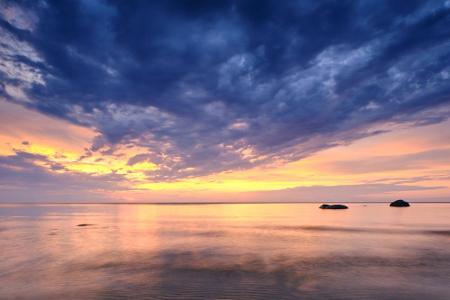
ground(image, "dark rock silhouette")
xmin=390 ymin=199 xmax=410 ymax=207
xmin=320 ymin=204 xmax=348 ymax=209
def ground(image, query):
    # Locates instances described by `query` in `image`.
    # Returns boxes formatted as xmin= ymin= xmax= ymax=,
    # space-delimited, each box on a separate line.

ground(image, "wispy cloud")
xmin=0 ymin=0 xmax=449 ymax=201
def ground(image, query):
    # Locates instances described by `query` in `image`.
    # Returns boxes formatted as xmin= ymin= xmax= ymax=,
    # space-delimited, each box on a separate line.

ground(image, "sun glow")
xmin=1 ymin=99 xmax=449 ymax=202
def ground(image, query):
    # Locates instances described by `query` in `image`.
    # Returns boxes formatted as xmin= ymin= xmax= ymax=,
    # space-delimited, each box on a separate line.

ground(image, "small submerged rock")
xmin=319 ymin=204 xmax=348 ymax=209
xmin=390 ymin=199 xmax=410 ymax=207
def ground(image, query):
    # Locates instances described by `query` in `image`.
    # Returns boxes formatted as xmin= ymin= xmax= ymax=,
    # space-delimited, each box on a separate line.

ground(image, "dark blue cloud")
xmin=1 ymin=0 xmax=450 ymax=179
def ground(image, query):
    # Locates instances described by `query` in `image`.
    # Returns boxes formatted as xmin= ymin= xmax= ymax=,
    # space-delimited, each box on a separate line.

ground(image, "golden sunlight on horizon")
xmin=2 ymin=2 xmax=450 ymax=299
xmin=1 ymin=99 xmax=449 ymax=202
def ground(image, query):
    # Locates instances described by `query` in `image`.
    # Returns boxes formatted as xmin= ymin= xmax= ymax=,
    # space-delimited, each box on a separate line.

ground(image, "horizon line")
xmin=1 ymin=201 xmax=449 ymax=205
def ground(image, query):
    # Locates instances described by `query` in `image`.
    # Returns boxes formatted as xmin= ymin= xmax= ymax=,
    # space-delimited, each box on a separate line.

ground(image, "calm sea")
xmin=0 ymin=203 xmax=449 ymax=299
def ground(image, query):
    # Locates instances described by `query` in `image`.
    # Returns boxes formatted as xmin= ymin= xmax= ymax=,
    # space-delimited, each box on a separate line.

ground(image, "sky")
xmin=0 ymin=0 xmax=449 ymax=203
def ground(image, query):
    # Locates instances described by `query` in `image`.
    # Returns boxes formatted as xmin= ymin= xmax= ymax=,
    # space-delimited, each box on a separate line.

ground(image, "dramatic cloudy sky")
xmin=0 ymin=0 xmax=449 ymax=202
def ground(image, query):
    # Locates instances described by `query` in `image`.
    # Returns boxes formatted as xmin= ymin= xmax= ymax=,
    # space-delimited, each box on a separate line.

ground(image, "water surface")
xmin=0 ymin=203 xmax=449 ymax=299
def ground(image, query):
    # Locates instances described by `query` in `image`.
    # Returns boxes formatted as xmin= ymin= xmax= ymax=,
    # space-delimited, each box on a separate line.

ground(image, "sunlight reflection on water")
xmin=0 ymin=203 xmax=449 ymax=299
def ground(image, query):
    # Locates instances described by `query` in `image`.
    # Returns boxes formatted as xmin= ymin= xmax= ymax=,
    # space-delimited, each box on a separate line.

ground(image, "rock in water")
xmin=390 ymin=199 xmax=410 ymax=207
xmin=319 ymin=204 xmax=348 ymax=209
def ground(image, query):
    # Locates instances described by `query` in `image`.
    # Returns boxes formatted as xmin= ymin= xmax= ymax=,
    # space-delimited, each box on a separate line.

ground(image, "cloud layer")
xmin=1 ymin=0 xmax=450 ymax=181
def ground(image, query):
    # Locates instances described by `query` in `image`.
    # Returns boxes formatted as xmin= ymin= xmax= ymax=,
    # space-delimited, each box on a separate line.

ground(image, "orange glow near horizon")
xmin=0 ymin=99 xmax=449 ymax=202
